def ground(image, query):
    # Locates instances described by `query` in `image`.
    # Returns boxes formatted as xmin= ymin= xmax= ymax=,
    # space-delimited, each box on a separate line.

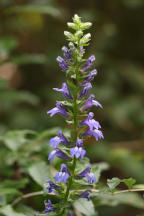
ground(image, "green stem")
xmin=64 ymin=44 xmax=80 ymax=203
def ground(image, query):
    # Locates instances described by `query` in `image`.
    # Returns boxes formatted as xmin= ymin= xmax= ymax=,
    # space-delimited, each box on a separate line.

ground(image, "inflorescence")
xmin=43 ymin=14 xmax=104 ymax=216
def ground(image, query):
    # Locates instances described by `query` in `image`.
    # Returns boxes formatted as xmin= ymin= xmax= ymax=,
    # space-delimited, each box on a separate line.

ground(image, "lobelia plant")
xmin=39 ymin=14 xmax=104 ymax=216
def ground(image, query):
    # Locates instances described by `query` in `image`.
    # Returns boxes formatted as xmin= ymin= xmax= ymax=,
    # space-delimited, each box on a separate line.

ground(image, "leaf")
xmin=73 ymin=198 xmax=95 ymax=216
xmin=122 ymin=178 xmax=136 ymax=189
xmin=16 ymin=204 xmax=36 ymax=216
xmin=107 ymin=177 xmax=121 ymax=191
xmin=0 ymin=205 xmax=25 ymax=216
xmin=27 ymin=161 xmax=51 ymax=186
xmin=93 ymin=192 xmax=144 ymax=209
xmin=0 ymin=130 xmax=36 ymax=151
xmin=0 ymin=195 xmax=6 ymax=206
xmin=12 ymin=54 xmax=47 ymax=65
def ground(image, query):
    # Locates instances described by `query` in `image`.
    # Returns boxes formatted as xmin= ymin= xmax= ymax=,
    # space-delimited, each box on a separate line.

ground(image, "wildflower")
xmin=43 ymin=200 xmax=55 ymax=214
xmin=53 ymin=82 xmax=73 ymax=100
xmin=81 ymin=94 xmax=102 ymax=111
xmin=82 ymin=69 xmax=97 ymax=84
xmin=70 ymin=139 xmax=86 ymax=159
xmin=45 ymin=179 xmax=60 ymax=193
xmin=79 ymin=112 xmax=101 ymax=130
xmin=48 ymin=149 xmax=69 ymax=162
xmin=47 ymin=102 xmax=69 ymax=118
xmin=81 ymin=128 xmax=104 ymax=141
xmin=56 ymin=56 xmax=68 ymax=71
xmin=62 ymin=46 xmax=72 ymax=62
xmin=77 ymin=166 xmax=96 ymax=184
xmin=77 ymin=190 xmax=91 ymax=201
xmin=81 ymin=55 xmax=95 ymax=72
xmin=79 ymin=82 xmax=92 ymax=98
xmin=49 ymin=130 xmax=71 ymax=148
xmin=55 ymin=164 xmax=69 ymax=184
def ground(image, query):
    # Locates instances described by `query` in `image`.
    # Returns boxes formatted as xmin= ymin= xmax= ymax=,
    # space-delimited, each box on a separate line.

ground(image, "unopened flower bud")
xmin=64 ymin=31 xmax=74 ymax=41
xmin=80 ymin=33 xmax=91 ymax=44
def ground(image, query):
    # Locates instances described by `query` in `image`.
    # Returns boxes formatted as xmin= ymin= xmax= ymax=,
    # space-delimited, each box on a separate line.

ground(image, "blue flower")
xmin=49 ymin=130 xmax=71 ymax=148
xmin=79 ymin=112 xmax=101 ymax=130
xmin=62 ymin=46 xmax=72 ymax=62
xmin=53 ymin=82 xmax=73 ymax=100
xmin=43 ymin=200 xmax=55 ymax=214
xmin=77 ymin=190 xmax=91 ymax=201
xmin=81 ymin=128 xmax=104 ymax=141
xmin=56 ymin=56 xmax=68 ymax=71
xmin=55 ymin=163 xmax=69 ymax=184
xmin=48 ymin=149 xmax=69 ymax=162
xmin=81 ymin=55 xmax=95 ymax=72
xmin=45 ymin=179 xmax=60 ymax=193
xmin=81 ymin=94 xmax=102 ymax=111
xmin=47 ymin=102 xmax=69 ymax=118
xmin=77 ymin=166 xmax=96 ymax=184
xmin=70 ymin=139 xmax=86 ymax=159
xmin=79 ymin=83 xmax=92 ymax=98
xmin=82 ymin=69 xmax=97 ymax=84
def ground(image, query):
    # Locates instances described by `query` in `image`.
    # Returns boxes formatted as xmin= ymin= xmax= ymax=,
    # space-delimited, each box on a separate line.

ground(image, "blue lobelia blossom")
xmin=81 ymin=94 xmax=102 ymax=111
xmin=79 ymin=82 xmax=92 ymax=98
xmin=47 ymin=102 xmax=69 ymax=118
xmin=45 ymin=179 xmax=60 ymax=193
xmin=49 ymin=130 xmax=71 ymax=148
xmin=55 ymin=163 xmax=69 ymax=184
xmin=82 ymin=69 xmax=97 ymax=84
xmin=77 ymin=190 xmax=91 ymax=201
xmin=56 ymin=56 xmax=68 ymax=71
xmin=70 ymin=139 xmax=86 ymax=159
xmin=62 ymin=46 xmax=73 ymax=62
xmin=79 ymin=112 xmax=101 ymax=130
xmin=77 ymin=166 xmax=96 ymax=184
xmin=81 ymin=128 xmax=104 ymax=141
xmin=53 ymin=82 xmax=73 ymax=100
xmin=81 ymin=55 xmax=95 ymax=72
xmin=48 ymin=149 xmax=69 ymax=162
xmin=43 ymin=200 xmax=55 ymax=214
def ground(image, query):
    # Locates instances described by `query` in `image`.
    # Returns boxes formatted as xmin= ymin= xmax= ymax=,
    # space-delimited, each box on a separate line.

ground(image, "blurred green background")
xmin=0 ymin=0 xmax=144 ymax=216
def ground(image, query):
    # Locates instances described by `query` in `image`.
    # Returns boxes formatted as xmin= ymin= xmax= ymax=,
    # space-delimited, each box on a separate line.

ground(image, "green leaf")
xmin=27 ymin=161 xmax=50 ymax=186
xmin=0 ymin=205 xmax=25 ymax=216
xmin=12 ymin=54 xmax=47 ymax=65
xmin=0 ymin=195 xmax=6 ymax=206
xmin=16 ymin=204 xmax=36 ymax=216
xmin=73 ymin=198 xmax=95 ymax=216
xmin=107 ymin=177 xmax=121 ymax=191
xmin=0 ymin=130 xmax=36 ymax=151
xmin=122 ymin=178 xmax=136 ymax=189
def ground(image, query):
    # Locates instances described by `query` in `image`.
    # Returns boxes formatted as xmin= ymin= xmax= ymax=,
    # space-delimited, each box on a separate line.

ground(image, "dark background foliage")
xmin=0 ymin=0 xmax=144 ymax=215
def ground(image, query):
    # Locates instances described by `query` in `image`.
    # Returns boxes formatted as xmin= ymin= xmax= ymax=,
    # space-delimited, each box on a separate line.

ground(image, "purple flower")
xmin=77 ymin=166 xmax=91 ymax=178
xmin=45 ymin=179 xmax=60 ymax=193
xmin=67 ymin=213 xmax=74 ymax=216
xmin=53 ymin=82 xmax=73 ymax=100
xmin=81 ymin=94 xmax=102 ymax=111
xmin=55 ymin=163 xmax=69 ymax=184
xmin=81 ymin=55 xmax=95 ymax=72
xmin=48 ymin=149 xmax=69 ymax=162
xmin=82 ymin=69 xmax=97 ymax=84
xmin=49 ymin=130 xmax=71 ymax=148
xmin=56 ymin=56 xmax=68 ymax=71
xmin=79 ymin=83 xmax=92 ymax=98
xmin=79 ymin=112 xmax=101 ymax=130
xmin=47 ymin=102 xmax=69 ymax=118
xmin=81 ymin=128 xmax=104 ymax=141
xmin=77 ymin=190 xmax=91 ymax=201
xmin=70 ymin=139 xmax=86 ymax=159
xmin=77 ymin=166 xmax=96 ymax=184
xmin=43 ymin=200 xmax=55 ymax=214
xmin=62 ymin=46 xmax=72 ymax=62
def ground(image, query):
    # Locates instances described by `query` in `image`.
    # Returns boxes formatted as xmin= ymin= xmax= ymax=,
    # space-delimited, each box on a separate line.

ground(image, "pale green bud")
xmin=64 ymin=31 xmax=74 ymax=41
xmin=75 ymin=30 xmax=83 ymax=38
xmin=81 ymin=22 xmax=92 ymax=30
xmin=67 ymin=22 xmax=76 ymax=30
xmin=80 ymin=33 xmax=91 ymax=44
xmin=73 ymin=14 xmax=81 ymax=24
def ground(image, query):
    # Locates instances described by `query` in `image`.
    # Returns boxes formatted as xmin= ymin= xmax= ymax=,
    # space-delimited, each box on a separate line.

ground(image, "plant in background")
xmin=40 ymin=14 xmax=104 ymax=215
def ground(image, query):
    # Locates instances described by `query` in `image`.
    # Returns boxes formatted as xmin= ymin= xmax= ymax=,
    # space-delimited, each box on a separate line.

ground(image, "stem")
xmin=64 ymin=43 xmax=80 ymax=202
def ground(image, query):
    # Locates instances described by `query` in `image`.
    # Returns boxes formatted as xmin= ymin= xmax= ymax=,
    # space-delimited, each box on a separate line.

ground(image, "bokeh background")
xmin=0 ymin=0 xmax=144 ymax=216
